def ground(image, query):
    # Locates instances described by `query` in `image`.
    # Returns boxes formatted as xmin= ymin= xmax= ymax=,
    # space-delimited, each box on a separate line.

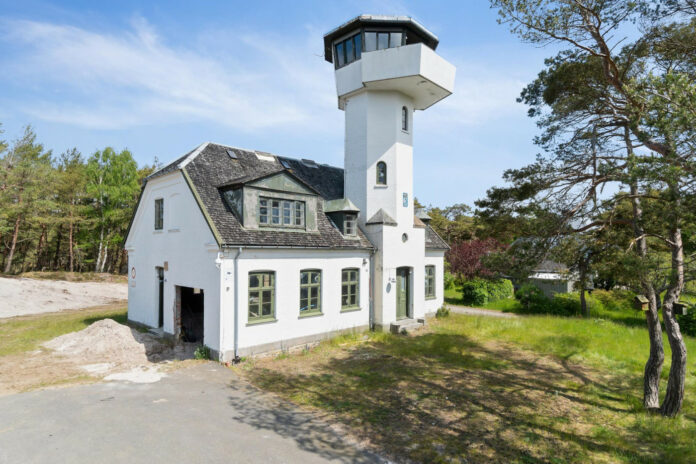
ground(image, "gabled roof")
xmin=424 ymin=225 xmax=449 ymax=250
xmin=146 ymin=142 xmax=372 ymax=250
xmin=366 ymin=208 xmax=397 ymax=226
xmin=324 ymin=198 xmax=360 ymax=213
xmin=142 ymin=142 xmax=449 ymax=251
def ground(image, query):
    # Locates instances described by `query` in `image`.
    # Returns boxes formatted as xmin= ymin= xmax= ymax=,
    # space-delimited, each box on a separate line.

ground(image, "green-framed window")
xmin=376 ymin=162 xmax=387 ymax=185
xmin=154 ymin=198 xmax=164 ymax=230
xmin=248 ymin=271 xmax=275 ymax=321
xmin=259 ymin=197 xmax=305 ymax=228
xmin=341 ymin=268 xmax=360 ymax=310
xmin=300 ymin=269 xmax=322 ymax=315
xmin=425 ymin=265 xmax=436 ymax=299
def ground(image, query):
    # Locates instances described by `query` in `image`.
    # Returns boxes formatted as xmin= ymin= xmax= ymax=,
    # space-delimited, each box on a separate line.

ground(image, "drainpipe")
xmin=233 ymin=247 xmax=243 ymax=362
xmin=369 ymin=248 xmax=376 ymax=330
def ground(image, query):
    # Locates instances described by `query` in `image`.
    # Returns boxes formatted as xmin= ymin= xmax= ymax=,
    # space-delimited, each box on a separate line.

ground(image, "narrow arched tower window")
xmin=401 ymin=106 xmax=408 ymax=132
xmin=376 ymin=161 xmax=387 ymax=185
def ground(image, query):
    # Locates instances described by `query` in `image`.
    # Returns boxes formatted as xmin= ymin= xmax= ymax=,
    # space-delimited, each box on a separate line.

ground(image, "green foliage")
xmin=0 ymin=124 xmax=159 ymax=274
xmin=435 ymin=305 xmax=451 ymax=318
xmin=460 ymin=278 xmax=514 ymax=306
xmin=443 ymin=271 xmax=456 ymax=290
xmin=678 ymin=309 xmax=696 ymax=337
xmin=592 ymin=289 xmax=634 ymax=312
xmin=488 ymin=278 xmax=514 ymax=302
xmin=460 ymin=279 xmax=489 ymax=306
xmin=515 ymin=283 xmax=549 ymax=313
xmin=194 ymin=344 xmax=211 ymax=360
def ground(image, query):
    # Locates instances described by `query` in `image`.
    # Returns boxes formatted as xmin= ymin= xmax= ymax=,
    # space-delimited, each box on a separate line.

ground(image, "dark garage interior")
xmin=179 ymin=287 xmax=204 ymax=343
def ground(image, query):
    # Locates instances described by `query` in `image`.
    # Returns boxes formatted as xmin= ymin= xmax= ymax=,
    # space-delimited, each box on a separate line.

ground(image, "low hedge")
xmin=459 ymin=278 xmax=514 ymax=306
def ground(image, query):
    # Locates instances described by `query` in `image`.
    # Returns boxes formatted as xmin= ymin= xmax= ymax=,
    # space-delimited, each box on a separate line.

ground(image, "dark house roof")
xmin=144 ymin=142 xmax=447 ymax=251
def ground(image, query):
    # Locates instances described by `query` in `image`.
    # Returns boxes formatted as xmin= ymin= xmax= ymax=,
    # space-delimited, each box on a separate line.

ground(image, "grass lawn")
xmin=0 ymin=303 xmax=128 ymax=357
xmin=237 ymin=313 xmax=696 ymax=464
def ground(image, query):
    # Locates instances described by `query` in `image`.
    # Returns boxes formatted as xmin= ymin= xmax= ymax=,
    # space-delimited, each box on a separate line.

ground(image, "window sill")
xmin=401 ymin=130 xmax=410 ymax=135
xmin=246 ymin=316 xmax=277 ymax=326
xmin=153 ymin=230 xmax=163 ymax=234
xmin=374 ymin=185 xmax=388 ymax=189
xmin=340 ymin=306 xmax=362 ymax=313
xmin=168 ymin=228 xmax=180 ymax=233
xmin=298 ymin=311 xmax=323 ymax=319
xmin=426 ymin=296 xmax=437 ymax=301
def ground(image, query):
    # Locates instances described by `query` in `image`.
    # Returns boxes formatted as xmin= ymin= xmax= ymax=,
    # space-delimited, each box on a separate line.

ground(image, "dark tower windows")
xmin=376 ymin=161 xmax=387 ymax=185
xmin=402 ymin=106 xmax=408 ymax=132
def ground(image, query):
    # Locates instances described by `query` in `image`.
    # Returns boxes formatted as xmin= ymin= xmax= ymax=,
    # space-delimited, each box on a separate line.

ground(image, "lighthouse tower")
xmin=324 ymin=15 xmax=456 ymax=329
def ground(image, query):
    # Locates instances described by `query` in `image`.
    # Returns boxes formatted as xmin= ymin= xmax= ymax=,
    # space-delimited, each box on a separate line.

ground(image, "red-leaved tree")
xmin=447 ymin=238 xmax=505 ymax=280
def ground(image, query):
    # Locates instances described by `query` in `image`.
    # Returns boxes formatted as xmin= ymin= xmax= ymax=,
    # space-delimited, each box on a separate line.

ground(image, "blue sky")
xmin=0 ymin=0 xmax=557 ymax=208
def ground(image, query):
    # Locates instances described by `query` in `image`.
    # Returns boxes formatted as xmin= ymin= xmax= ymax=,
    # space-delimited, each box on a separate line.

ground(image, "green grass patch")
xmin=0 ymin=304 xmax=128 ymax=357
xmin=239 ymin=313 xmax=696 ymax=463
xmin=11 ymin=271 xmax=128 ymax=283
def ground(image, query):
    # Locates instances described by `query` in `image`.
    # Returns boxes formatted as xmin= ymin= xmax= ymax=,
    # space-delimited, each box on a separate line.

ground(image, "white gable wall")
xmin=125 ymin=171 xmax=222 ymax=350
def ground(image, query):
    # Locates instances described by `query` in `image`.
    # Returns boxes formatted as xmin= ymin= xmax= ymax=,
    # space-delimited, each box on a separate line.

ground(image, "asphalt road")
xmin=0 ymin=363 xmax=385 ymax=464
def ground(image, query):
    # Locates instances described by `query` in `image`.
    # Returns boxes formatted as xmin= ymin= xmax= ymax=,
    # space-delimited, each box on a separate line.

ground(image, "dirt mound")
xmin=42 ymin=319 xmax=166 ymax=365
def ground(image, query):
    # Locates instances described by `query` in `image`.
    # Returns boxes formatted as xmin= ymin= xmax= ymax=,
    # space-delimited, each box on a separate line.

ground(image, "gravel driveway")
xmin=0 ymin=362 xmax=384 ymax=464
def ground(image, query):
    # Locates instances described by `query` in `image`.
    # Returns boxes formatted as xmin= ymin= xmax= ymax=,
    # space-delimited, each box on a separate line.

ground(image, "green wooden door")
xmin=396 ymin=267 xmax=410 ymax=320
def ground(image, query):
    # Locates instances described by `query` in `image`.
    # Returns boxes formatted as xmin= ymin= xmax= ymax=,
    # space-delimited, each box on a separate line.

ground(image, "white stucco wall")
xmin=218 ymin=248 xmax=371 ymax=357
xmin=424 ymin=250 xmax=445 ymax=315
xmin=125 ymin=171 xmax=222 ymax=350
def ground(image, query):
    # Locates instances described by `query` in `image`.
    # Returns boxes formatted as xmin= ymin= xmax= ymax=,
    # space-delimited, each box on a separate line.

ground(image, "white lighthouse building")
xmin=124 ymin=15 xmax=455 ymax=358
xmin=325 ymin=15 xmax=456 ymax=328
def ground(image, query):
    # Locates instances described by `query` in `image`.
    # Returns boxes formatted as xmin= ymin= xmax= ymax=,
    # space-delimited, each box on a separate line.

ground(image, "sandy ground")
xmin=0 ymin=276 xmax=127 ymax=318
xmin=0 ymin=318 xmax=196 ymax=396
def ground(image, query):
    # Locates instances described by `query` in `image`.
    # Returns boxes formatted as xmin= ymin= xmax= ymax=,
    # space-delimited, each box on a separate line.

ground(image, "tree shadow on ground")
xmin=225 ymin=376 xmax=385 ymax=463
xmin=239 ymin=330 xmax=696 ymax=464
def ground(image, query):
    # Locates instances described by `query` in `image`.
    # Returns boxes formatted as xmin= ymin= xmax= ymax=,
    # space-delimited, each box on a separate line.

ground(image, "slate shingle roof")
xmin=149 ymin=142 xmax=448 ymax=251
xmin=425 ymin=225 xmax=449 ymax=250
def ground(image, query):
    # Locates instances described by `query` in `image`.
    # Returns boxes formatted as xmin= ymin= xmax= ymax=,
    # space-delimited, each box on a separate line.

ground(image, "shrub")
xmin=550 ymin=293 xmax=582 ymax=316
xmin=460 ymin=278 xmax=490 ymax=305
xmin=459 ymin=278 xmax=514 ymax=306
xmin=194 ymin=344 xmax=210 ymax=360
xmin=678 ymin=309 xmax=696 ymax=337
xmin=487 ymin=279 xmax=514 ymax=302
xmin=591 ymin=289 xmax=634 ymax=312
xmin=444 ymin=271 xmax=456 ymax=290
xmin=436 ymin=305 xmax=451 ymax=318
xmin=515 ymin=284 xmax=550 ymax=313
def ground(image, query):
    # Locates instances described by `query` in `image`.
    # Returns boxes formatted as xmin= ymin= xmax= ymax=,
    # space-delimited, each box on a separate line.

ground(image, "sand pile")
xmin=42 ymin=319 xmax=167 ymax=366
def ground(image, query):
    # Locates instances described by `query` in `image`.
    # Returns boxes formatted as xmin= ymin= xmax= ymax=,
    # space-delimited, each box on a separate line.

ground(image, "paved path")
xmin=0 ymin=363 xmax=384 ymax=464
xmin=449 ymin=305 xmax=519 ymax=318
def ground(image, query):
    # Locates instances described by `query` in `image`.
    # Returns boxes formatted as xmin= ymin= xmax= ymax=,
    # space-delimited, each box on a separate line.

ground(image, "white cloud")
xmin=0 ymin=16 xmax=526 ymax=134
xmin=0 ymin=17 xmax=334 ymax=131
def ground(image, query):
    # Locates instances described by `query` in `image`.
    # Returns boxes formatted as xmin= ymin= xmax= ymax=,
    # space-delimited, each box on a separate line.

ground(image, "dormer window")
xmin=259 ymin=197 xmax=305 ymax=228
xmin=376 ymin=162 xmax=387 ymax=185
xmin=344 ymin=214 xmax=357 ymax=236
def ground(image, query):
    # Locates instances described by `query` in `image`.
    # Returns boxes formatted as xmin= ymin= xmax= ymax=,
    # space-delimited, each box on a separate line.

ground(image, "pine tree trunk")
xmin=52 ymin=226 xmax=62 ymax=270
xmin=100 ymin=244 xmax=108 ymax=273
xmin=95 ymin=226 xmax=104 ymax=272
xmin=35 ymin=224 xmax=46 ymax=270
xmin=69 ymin=203 xmax=74 ymax=273
xmin=660 ymin=226 xmax=687 ymax=417
xmin=643 ymin=288 xmax=663 ymax=410
xmin=4 ymin=213 xmax=21 ymax=274
xmin=625 ymin=128 xmax=664 ymax=410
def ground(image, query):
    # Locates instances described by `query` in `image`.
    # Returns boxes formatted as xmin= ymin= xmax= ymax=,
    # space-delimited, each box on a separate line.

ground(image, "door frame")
xmin=396 ymin=266 xmax=412 ymax=320
xmin=156 ymin=266 xmax=164 ymax=328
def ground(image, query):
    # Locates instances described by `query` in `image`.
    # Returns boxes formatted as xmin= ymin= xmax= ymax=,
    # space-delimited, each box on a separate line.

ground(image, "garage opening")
xmin=178 ymin=287 xmax=204 ymax=343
